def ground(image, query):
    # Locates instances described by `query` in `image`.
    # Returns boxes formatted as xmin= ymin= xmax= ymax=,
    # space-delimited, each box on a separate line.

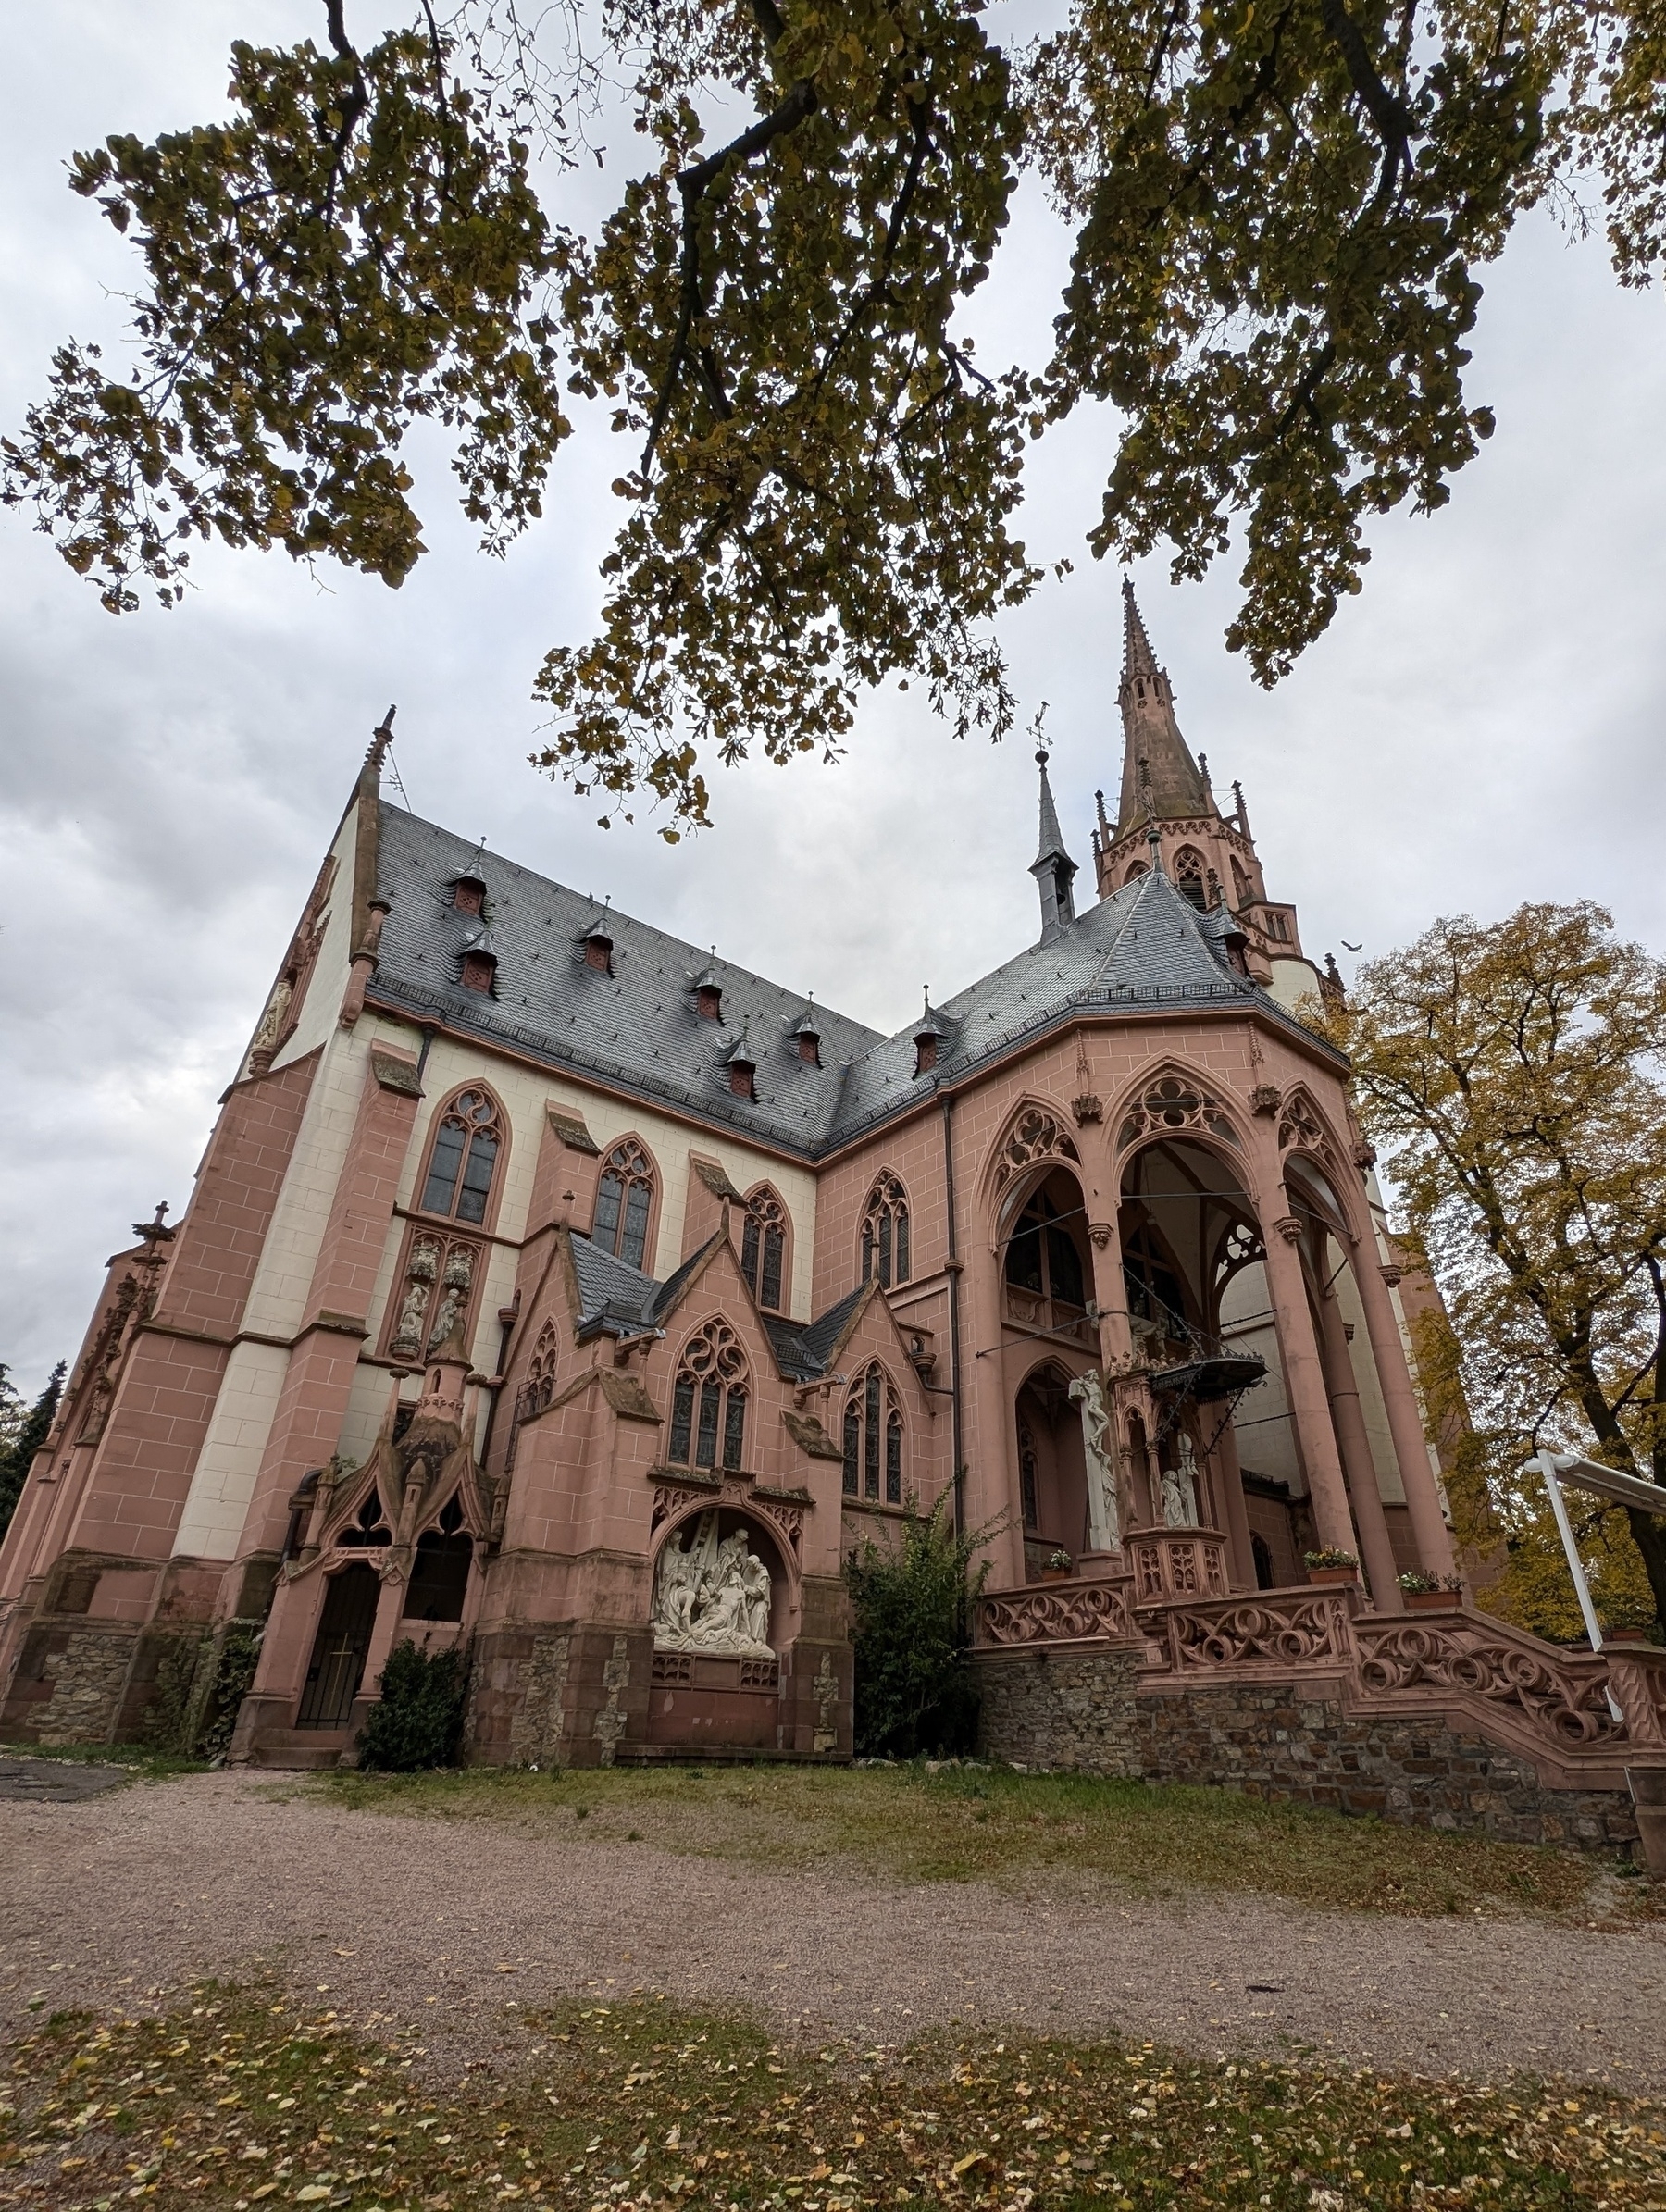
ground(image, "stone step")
xmin=238 ymin=1729 xmax=355 ymax=1771
xmin=614 ymin=1742 xmax=844 ymax=1766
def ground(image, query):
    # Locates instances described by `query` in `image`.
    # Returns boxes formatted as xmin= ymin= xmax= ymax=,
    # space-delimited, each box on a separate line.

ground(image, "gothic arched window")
xmin=1230 ymin=856 xmax=1252 ymax=910
xmin=1123 ymin=1224 xmax=1188 ymax=1336
xmin=668 ymin=1320 xmax=748 ymax=1473
xmin=1124 ymin=860 xmax=1149 ymax=885
xmin=860 ymin=1174 xmax=911 ymax=1288
xmin=1018 ymin=1421 xmax=1040 ymax=1530
xmin=1174 ymin=845 xmax=1207 ymax=911
xmin=419 ymin=1089 xmax=503 ymax=1224
xmin=1003 ymin=1187 xmax=1086 ymax=1310
xmin=841 ymin=1363 xmax=903 ymax=1504
xmin=740 ymin=1187 xmax=789 ymax=1312
xmin=522 ymin=1321 xmax=559 ymax=1418
xmin=592 ymin=1137 xmax=656 ymax=1270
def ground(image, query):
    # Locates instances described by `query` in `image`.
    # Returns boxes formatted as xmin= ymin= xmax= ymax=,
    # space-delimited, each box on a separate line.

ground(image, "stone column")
xmin=1088 ymin=1211 xmax=1134 ymax=1370
xmin=1208 ymin=1415 xmax=1259 ymax=1591
xmin=1313 ymin=1269 xmax=1404 ymax=1612
xmin=966 ymin=1241 xmax=1026 ymax=1589
xmin=1352 ymin=1247 xmax=1459 ymax=1578
xmin=1260 ymin=1215 xmax=1358 ymax=1560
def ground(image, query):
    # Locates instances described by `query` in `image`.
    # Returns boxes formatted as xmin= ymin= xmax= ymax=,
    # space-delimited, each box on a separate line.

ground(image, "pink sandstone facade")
xmin=4 ymin=588 xmax=1664 ymax=1861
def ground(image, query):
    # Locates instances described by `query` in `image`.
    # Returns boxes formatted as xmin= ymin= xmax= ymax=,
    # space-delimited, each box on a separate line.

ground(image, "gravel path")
xmin=1 ymin=1771 xmax=1660 ymax=2090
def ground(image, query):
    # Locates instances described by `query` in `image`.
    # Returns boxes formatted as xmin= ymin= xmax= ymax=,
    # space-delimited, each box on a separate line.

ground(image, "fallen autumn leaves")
xmin=3 ymin=1986 xmax=1664 ymax=2212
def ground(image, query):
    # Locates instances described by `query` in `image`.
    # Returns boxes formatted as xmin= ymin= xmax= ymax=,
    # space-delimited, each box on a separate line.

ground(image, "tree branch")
xmin=641 ymin=74 xmax=819 ymax=472
xmin=1317 ymin=0 xmax=1416 ymax=198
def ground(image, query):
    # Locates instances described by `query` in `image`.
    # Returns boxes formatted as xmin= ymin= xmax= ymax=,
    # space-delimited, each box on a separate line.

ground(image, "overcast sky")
xmin=3 ymin=2 xmax=1664 ymax=1396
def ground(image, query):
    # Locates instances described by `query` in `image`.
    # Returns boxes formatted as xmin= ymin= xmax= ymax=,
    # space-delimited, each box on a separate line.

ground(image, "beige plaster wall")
xmin=170 ymin=1339 xmax=291 ymax=1560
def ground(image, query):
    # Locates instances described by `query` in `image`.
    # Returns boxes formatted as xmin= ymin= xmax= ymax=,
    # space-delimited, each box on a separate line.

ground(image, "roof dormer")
xmin=459 ymin=926 xmax=499 ymax=995
xmin=725 ymin=1029 xmax=756 ymax=1100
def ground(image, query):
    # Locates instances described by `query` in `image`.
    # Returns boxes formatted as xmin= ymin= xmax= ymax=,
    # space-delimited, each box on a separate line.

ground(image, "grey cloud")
xmin=2 ymin=6 xmax=1663 ymax=1390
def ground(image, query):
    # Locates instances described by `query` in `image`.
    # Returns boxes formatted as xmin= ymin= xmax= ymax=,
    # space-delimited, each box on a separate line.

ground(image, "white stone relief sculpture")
xmin=652 ymin=1510 xmax=773 ymax=1657
xmin=1162 ymin=1431 xmax=1200 ymax=1528
xmin=1067 ymin=1369 xmax=1121 ymax=1551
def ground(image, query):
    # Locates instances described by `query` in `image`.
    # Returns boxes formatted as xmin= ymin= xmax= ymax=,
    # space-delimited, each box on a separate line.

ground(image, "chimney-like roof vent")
xmin=724 ymin=1028 xmax=756 ymax=1100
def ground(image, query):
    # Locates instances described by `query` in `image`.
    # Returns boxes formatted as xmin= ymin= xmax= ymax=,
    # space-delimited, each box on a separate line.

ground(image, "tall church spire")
xmin=1114 ymin=578 xmax=1212 ymax=832
xmin=1030 ymin=750 xmax=1077 ymax=941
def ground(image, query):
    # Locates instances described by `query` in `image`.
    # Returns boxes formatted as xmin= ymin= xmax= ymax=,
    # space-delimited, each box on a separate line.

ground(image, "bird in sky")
xmin=1340 ymin=939 xmax=1362 ymax=952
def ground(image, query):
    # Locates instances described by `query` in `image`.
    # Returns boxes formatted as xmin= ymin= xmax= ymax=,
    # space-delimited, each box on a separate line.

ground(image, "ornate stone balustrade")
xmin=1351 ymin=1609 xmax=1623 ymax=1748
xmin=1150 ymin=1588 xmax=1352 ymax=1671
xmin=978 ymin=1577 xmax=1135 ymax=1647
xmin=1129 ymin=1528 xmax=1229 ymax=1603
xmin=975 ymin=1573 xmax=1666 ymax=1786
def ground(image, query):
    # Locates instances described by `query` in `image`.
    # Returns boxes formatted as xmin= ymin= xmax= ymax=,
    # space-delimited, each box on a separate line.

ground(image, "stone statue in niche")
xmin=425 ymin=1247 xmax=476 ymax=1352
xmin=389 ymin=1239 xmax=440 ymax=1360
xmin=1067 ymin=1369 xmax=1120 ymax=1551
xmin=1162 ymin=1431 xmax=1200 ymax=1528
xmin=253 ymin=976 xmax=292 ymax=1054
xmin=652 ymin=1511 xmax=773 ymax=1657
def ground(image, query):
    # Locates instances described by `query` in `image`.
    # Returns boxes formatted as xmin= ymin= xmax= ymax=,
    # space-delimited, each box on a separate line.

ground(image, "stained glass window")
xmin=665 ymin=1320 xmax=749 ymax=1475
xmin=740 ymin=1190 xmax=788 ymax=1311
xmin=420 ymin=1090 xmax=502 ymax=1223
xmin=593 ymin=1138 xmax=656 ymax=1270
xmin=859 ymin=1174 xmax=910 ymax=1288
xmin=845 ymin=1363 xmax=902 ymax=1509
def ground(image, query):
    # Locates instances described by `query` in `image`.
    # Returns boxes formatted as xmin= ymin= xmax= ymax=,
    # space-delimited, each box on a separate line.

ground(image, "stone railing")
xmin=978 ymin=1577 xmax=1135 ymax=1647
xmin=1149 ymin=1587 xmax=1354 ymax=1671
xmin=974 ymin=1575 xmax=1666 ymax=1782
xmin=1350 ymin=1608 xmax=1622 ymax=1748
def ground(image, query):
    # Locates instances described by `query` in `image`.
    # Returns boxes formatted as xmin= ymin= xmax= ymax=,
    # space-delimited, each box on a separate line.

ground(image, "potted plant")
xmin=1398 ymin=1569 xmax=1463 ymax=1611
xmin=1040 ymin=1547 xmax=1074 ymax=1582
xmin=1304 ymin=1547 xmax=1360 ymax=1588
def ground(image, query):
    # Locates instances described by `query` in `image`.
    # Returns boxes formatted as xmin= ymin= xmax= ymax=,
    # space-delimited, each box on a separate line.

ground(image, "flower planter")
xmin=1403 ymin=1589 xmax=1458 ymax=1611
xmin=1038 ymin=1568 xmax=1073 ymax=1584
xmin=1307 ymin=1567 xmax=1359 ymax=1588
xmin=1601 ymin=1625 xmax=1649 ymax=1644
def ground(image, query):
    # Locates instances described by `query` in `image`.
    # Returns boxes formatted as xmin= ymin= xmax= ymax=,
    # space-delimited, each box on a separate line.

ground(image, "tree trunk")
xmin=1625 ymin=1503 xmax=1666 ymax=1634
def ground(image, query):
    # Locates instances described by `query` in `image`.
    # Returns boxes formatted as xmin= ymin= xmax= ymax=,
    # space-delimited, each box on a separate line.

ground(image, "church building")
xmin=0 ymin=585 xmax=1498 ymax=1776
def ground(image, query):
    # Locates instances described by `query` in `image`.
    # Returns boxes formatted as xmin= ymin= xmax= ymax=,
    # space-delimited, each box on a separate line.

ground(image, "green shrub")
xmin=844 ymin=1493 xmax=989 ymax=1758
xmin=199 ymin=1622 xmax=263 ymax=1761
xmin=142 ymin=1634 xmax=212 ymax=1754
xmin=357 ymin=1641 xmax=469 ymax=1771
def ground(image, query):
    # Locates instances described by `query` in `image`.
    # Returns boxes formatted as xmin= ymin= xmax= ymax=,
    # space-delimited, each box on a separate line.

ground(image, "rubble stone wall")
xmin=971 ymin=1643 xmax=1642 ymax=1857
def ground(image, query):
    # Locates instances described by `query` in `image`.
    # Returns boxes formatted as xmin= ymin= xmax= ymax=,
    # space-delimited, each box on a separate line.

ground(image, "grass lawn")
xmin=309 ymin=1761 xmax=1654 ymax=1926
xmin=4 ymin=1984 xmax=1661 ymax=2212
xmin=0 ymin=1742 xmax=208 ymax=1783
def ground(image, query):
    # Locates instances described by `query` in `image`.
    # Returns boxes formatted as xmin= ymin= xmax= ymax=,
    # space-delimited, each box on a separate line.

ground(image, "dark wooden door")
xmin=297 ymin=1564 xmax=379 ymax=1726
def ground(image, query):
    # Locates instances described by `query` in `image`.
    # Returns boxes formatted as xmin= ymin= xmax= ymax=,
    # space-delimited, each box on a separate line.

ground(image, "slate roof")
xmin=367 ymin=802 xmax=1340 ymax=1163
xmin=568 ymin=1225 xmax=865 ymax=1378
xmin=765 ymin=1283 xmax=871 ymax=1381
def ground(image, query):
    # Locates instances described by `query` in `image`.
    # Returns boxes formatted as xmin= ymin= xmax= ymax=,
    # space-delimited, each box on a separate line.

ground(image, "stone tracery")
xmin=1116 ymin=1069 xmax=1239 ymax=1152
xmin=992 ymin=1105 xmax=1079 ymax=1193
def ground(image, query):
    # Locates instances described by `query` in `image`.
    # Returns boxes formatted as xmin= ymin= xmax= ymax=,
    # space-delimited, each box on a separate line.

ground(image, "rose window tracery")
xmin=1117 ymin=1072 xmax=1239 ymax=1151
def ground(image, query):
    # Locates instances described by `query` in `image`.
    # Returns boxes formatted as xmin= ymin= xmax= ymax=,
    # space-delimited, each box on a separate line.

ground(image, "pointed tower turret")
xmin=1030 ymin=750 xmax=1078 ymax=942
xmin=1090 ymin=578 xmax=1319 ymax=1013
xmin=1114 ymin=578 xmax=1212 ymax=832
